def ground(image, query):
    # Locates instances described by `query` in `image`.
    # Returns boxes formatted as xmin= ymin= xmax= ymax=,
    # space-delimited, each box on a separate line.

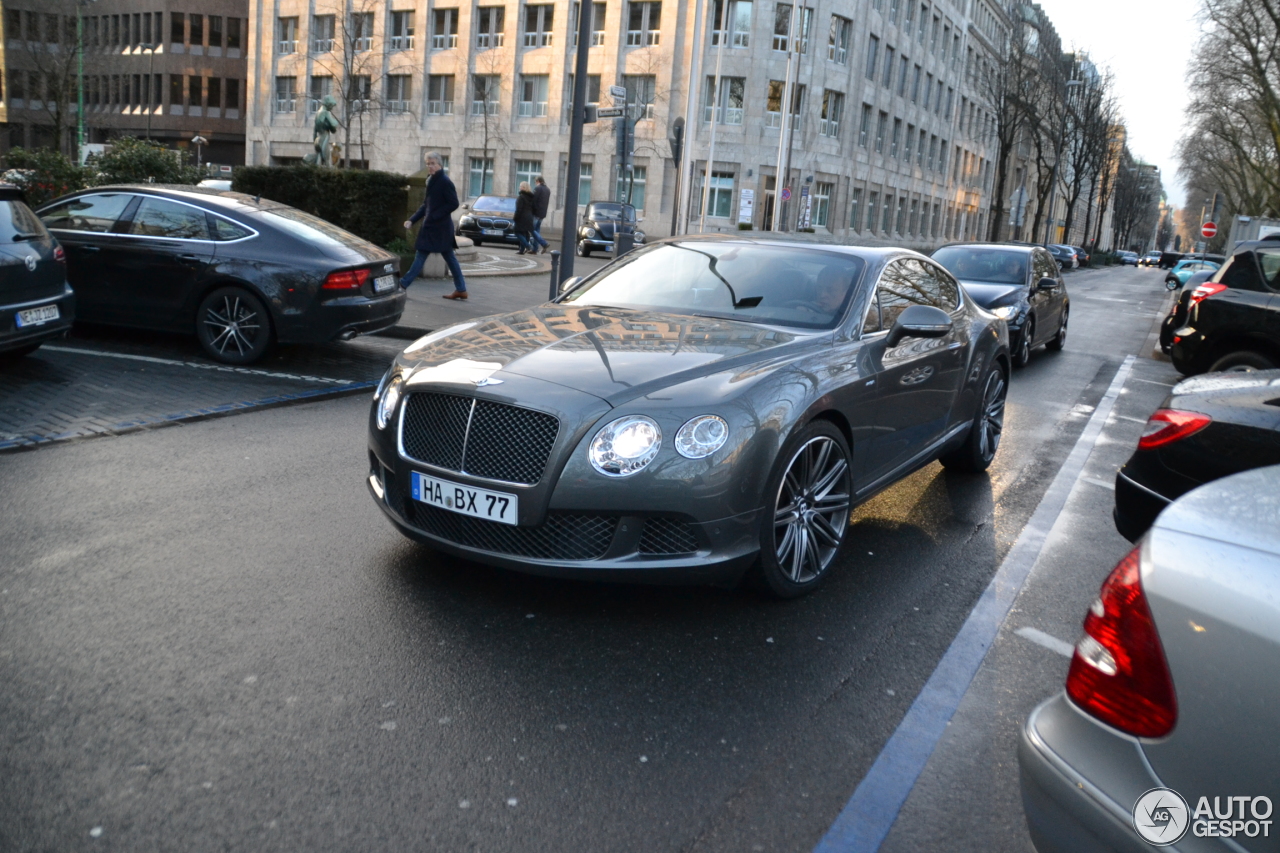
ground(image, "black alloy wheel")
xmin=1207 ymin=350 xmax=1278 ymax=373
xmin=754 ymin=421 xmax=852 ymax=598
xmin=941 ymin=365 xmax=1007 ymax=473
xmin=1012 ymin=319 xmax=1033 ymax=367
xmin=196 ymin=286 xmax=271 ymax=365
xmin=1046 ymin=307 xmax=1068 ymax=351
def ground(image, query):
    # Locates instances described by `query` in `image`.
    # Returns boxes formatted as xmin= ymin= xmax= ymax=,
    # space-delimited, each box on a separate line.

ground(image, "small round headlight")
xmin=377 ymin=376 xmax=403 ymax=430
xmin=584 ymin=227 xmax=597 ymax=238
xmin=675 ymin=415 xmax=729 ymax=459
xmin=589 ymin=415 xmax=662 ymax=477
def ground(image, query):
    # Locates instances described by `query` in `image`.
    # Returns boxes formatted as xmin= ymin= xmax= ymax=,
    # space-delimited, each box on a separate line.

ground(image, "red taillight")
xmin=1188 ymin=282 xmax=1226 ymax=306
xmin=322 ymin=268 xmax=370 ymax=290
xmin=1136 ymin=409 xmax=1212 ymax=450
xmin=1066 ymin=546 xmax=1177 ymax=738
xmin=53 ymin=246 xmax=66 ymax=264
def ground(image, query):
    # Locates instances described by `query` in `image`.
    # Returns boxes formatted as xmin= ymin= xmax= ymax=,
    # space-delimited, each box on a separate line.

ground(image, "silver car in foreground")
xmin=1019 ymin=464 xmax=1280 ymax=852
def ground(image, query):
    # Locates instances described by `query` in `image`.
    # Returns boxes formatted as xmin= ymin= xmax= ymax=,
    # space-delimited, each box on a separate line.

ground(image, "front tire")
xmin=196 ymin=286 xmax=271 ymax=365
xmin=1012 ymin=320 xmax=1033 ymax=367
xmin=940 ymin=365 xmax=1008 ymax=473
xmin=752 ymin=421 xmax=853 ymax=599
xmin=578 ymin=241 xmax=592 ymax=258
xmin=1046 ymin=308 xmax=1068 ymax=351
xmin=1208 ymin=350 xmax=1277 ymax=372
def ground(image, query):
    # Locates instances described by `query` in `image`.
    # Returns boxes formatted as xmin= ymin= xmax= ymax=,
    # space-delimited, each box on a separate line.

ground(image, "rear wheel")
xmin=752 ymin=421 xmax=852 ymax=599
xmin=196 ymin=286 xmax=271 ymax=365
xmin=1208 ymin=350 xmax=1277 ymax=373
xmin=940 ymin=365 xmax=1007 ymax=473
xmin=1046 ymin=307 xmax=1068 ymax=351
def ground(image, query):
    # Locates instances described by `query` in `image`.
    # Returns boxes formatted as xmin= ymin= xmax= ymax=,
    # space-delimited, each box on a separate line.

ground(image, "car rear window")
xmin=932 ymin=247 xmax=1027 ymax=285
xmin=1258 ymin=249 xmax=1280 ymax=292
xmin=1214 ymin=252 xmax=1267 ymax=291
xmin=260 ymin=207 xmax=363 ymax=251
xmin=0 ymin=199 xmax=49 ymax=243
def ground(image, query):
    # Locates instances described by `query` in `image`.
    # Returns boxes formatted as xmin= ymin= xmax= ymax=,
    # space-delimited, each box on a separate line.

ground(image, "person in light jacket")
xmin=400 ymin=152 xmax=468 ymax=300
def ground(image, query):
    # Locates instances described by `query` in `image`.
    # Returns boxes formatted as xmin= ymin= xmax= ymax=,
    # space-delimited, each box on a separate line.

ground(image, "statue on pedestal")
xmin=304 ymin=95 xmax=340 ymax=167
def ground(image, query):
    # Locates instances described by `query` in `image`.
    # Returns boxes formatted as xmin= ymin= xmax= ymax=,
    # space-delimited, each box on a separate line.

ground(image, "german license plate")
xmin=374 ymin=274 xmax=396 ymax=293
xmin=482 ymin=228 xmax=505 ymax=236
xmin=412 ymin=471 xmax=518 ymax=525
xmin=15 ymin=305 xmax=59 ymax=328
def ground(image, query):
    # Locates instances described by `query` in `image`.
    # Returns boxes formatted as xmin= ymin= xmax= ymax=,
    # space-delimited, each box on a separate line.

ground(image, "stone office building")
xmin=0 ymin=2 xmax=249 ymax=166
xmin=246 ymin=0 xmax=1009 ymax=241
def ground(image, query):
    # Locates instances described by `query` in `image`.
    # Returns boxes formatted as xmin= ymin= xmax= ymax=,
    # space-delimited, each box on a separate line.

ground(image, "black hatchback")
xmin=37 ymin=185 xmax=405 ymax=364
xmin=0 ymin=184 xmax=75 ymax=358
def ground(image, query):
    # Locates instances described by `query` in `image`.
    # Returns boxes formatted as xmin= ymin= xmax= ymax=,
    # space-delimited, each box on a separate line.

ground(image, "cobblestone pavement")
xmin=0 ymin=326 xmax=403 ymax=451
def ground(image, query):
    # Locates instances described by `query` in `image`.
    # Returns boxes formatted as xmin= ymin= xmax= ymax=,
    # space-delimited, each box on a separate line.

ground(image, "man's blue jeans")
xmin=400 ymin=249 xmax=466 ymax=292
xmin=532 ymin=218 xmax=550 ymax=249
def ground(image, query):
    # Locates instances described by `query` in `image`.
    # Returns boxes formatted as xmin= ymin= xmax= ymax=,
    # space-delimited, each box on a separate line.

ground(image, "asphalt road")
xmin=0 ymin=265 xmax=1176 ymax=852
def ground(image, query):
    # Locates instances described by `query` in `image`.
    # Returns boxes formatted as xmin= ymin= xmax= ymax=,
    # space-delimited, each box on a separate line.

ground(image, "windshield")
xmin=586 ymin=203 xmax=635 ymax=222
xmin=562 ymin=242 xmax=866 ymax=330
xmin=474 ymin=196 xmax=517 ymax=213
xmin=932 ymin=247 xmax=1028 ymax=285
xmin=0 ymin=200 xmax=49 ymax=243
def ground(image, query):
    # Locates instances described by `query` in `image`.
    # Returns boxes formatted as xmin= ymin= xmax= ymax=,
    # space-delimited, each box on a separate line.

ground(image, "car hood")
xmin=396 ymin=305 xmax=820 ymax=407
xmin=469 ymin=208 xmax=514 ymax=219
xmin=957 ymin=280 xmax=1023 ymax=308
xmin=583 ymin=219 xmax=623 ymax=238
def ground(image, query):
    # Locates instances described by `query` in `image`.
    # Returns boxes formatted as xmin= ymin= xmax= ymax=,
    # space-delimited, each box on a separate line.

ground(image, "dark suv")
xmin=1169 ymin=235 xmax=1280 ymax=374
xmin=0 ymin=183 xmax=75 ymax=358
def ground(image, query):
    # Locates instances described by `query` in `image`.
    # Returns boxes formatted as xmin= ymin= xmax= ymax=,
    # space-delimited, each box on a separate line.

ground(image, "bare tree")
xmin=7 ymin=4 xmax=90 ymax=155
xmin=973 ymin=26 xmax=1037 ymax=242
xmin=469 ymin=43 xmax=511 ymax=194
xmin=1059 ymin=68 xmax=1115 ymax=245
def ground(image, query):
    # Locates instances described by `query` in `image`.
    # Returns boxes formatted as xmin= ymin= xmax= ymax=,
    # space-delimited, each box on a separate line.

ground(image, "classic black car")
xmin=37 ymin=186 xmax=404 ymax=364
xmin=1168 ymin=234 xmax=1280 ymax=374
xmin=1113 ymin=370 xmax=1280 ymax=541
xmin=456 ymin=195 xmax=519 ymax=247
xmin=932 ymin=243 xmax=1069 ymax=367
xmin=577 ymin=202 xmax=647 ymax=257
xmin=368 ymin=239 xmax=1010 ymax=597
xmin=0 ymin=183 xmax=75 ymax=357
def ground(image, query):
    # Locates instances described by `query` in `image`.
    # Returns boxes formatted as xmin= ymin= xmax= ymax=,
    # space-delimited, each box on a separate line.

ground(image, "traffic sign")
xmin=780 ymin=187 xmax=792 ymax=202
xmin=610 ymin=85 xmax=628 ymax=98
xmin=596 ymin=107 xmax=625 ymax=118
xmin=1201 ymin=221 xmax=1217 ymax=239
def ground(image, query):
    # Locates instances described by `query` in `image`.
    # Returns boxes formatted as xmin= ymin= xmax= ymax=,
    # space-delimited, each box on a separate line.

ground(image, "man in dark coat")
xmin=531 ymin=176 xmax=551 ymax=254
xmin=400 ymin=151 xmax=468 ymax=299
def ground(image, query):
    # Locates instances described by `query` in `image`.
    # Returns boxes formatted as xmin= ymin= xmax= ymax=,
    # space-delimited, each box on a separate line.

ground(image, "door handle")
xmin=77 ymin=245 xmax=100 ymax=253
xmin=177 ymin=254 xmax=204 ymax=265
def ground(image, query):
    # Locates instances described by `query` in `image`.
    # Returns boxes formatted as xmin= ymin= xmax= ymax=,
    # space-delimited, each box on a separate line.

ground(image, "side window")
xmin=924 ymin=261 xmax=960 ymax=311
xmin=1217 ymin=252 xmax=1265 ymax=291
xmin=39 ymin=193 xmax=132 ymax=233
xmin=1033 ymin=251 xmax=1057 ymax=283
xmin=861 ymin=290 xmax=882 ymax=334
xmin=129 ymin=198 xmax=211 ymax=240
xmin=211 ymin=215 xmax=253 ymax=241
xmin=877 ymin=259 xmax=936 ymax=328
xmin=1256 ymin=248 xmax=1280 ymax=292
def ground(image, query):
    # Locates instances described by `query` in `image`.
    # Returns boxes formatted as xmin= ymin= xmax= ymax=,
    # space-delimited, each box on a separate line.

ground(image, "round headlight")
xmin=377 ymin=376 xmax=403 ymax=430
xmin=584 ymin=227 xmax=597 ymax=238
xmin=992 ymin=305 xmax=1019 ymax=320
xmin=589 ymin=415 xmax=662 ymax=477
xmin=675 ymin=415 xmax=729 ymax=459
xmin=634 ymin=231 xmax=646 ymax=241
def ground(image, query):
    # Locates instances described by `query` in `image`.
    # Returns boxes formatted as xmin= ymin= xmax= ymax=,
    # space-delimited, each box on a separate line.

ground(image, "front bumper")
xmin=459 ymin=225 xmax=518 ymax=244
xmin=0 ymin=285 xmax=76 ymax=353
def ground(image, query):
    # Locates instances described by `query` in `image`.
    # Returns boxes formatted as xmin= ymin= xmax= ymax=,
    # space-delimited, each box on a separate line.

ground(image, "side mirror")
xmin=1036 ymin=276 xmax=1057 ymax=290
xmin=559 ymin=275 xmax=582 ymax=294
xmin=636 ymin=217 xmax=644 ymax=223
xmin=887 ymin=304 xmax=952 ymax=347
xmin=462 ymin=203 xmax=470 ymax=210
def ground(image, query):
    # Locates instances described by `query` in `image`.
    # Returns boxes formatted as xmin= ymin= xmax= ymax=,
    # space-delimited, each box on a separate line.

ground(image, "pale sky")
xmin=1031 ymin=0 xmax=1204 ymax=209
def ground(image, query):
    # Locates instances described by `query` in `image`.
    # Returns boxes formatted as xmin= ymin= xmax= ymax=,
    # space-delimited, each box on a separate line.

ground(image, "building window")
xmin=427 ymin=75 xmax=455 ymax=114
xmin=350 ymin=12 xmax=373 ymax=51
xmin=476 ymin=6 xmax=505 ymax=48
xmin=624 ymin=75 xmax=657 ymax=119
xmin=897 ymin=55 xmax=909 ymax=96
xmin=849 ymin=188 xmax=862 ymax=231
xmin=917 ymin=130 xmax=927 ymax=167
xmin=308 ymin=75 xmax=332 ymax=112
xmin=928 ymin=135 xmax=938 ymax=171
xmin=819 ymin=90 xmax=843 ymax=137
xmin=277 ymin=17 xmax=298 ymax=54
xmin=697 ymin=171 xmax=734 ymax=218
xmin=519 ymin=74 xmax=549 ymax=117
xmin=881 ymin=192 xmax=894 ymax=233
xmin=347 ymin=75 xmax=371 ymax=112
xmin=386 ymin=75 xmax=411 ymax=113
xmin=626 ymin=2 xmax=661 ymax=46
xmin=185 ymin=75 xmax=200 ymax=109
xmin=866 ymin=191 xmax=880 ymax=234
xmin=882 ymin=46 xmax=895 ymax=87
xmin=228 ymin=18 xmax=241 ymax=50
xmin=206 ymin=77 xmax=221 ymax=108
xmin=209 ymin=16 xmax=223 ymax=48
xmin=828 ymin=15 xmax=850 ymax=63
xmin=274 ymin=76 xmax=295 ymax=113
xmin=703 ymin=76 xmax=745 ymax=125
xmin=911 ymin=65 xmax=922 ymax=102
xmin=865 ymin=35 xmax=880 ymax=79
xmin=390 ymin=11 xmax=415 ymax=50
xmin=170 ymin=12 xmax=184 ymax=45
xmin=765 ymin=80 xmax=802 ymax=128
xmin=432 ymin=9 xmax=458 ymax=48
xmin=858 ymin=103 xmax=872 ymax=146
xmin=918 ymin=4 xmax=928 ymax=41
xmin=945 ymin=86 xmax=954 ymax=119
xmin=469 ymin=157 xmax=495 ymax=197
xmin=190 ymin=14 xmax=204 ymax=47
xmin=812 ymin=181 xmax=832 ymax=227
xmin=711 ymin=0 xmax=751 ymax=47
xmin=896 ymin=195 xmax=907 ymax=234
xmin=904 ymin=124 xmax=914 ymax=162
xmin=904 ymin=0 xmax=915 ymax=29
xmin=523 ymin=4 xmax=553 ymax=47
xmin=875 ymin=111 xmax=887 ymax=153
xmin=890 ymin=118 xmax=901 ymax=157
xmin=516 ymin=159 xmax=542 ymax=190
xmin=909 ymin=198 xmax=919 ymax=236
xmin=931 ymin=202 xmax=941 ymax=238
xmin=577 ymin=162 xmax=593 ymax=205
xmin=471 ymin=75 xmax=500 ymax=115
xmin=226 ymin=78 xmax=240 ymax=110
xmin=923 ymin=73 xmax=933 ymax=110
xmin=772 ymin=4 xmax=811 ymax=52
xmin=617 ymin=164 xmax=646 ymax=209
xmin=571 ymin=3 xmax=607 ymax=46
xmin=312 ymin=15 xmax=335 ymax=51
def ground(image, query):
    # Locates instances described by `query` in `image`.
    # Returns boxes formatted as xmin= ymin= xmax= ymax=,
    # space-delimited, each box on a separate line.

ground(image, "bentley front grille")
xmin=401 ymin=392 xmax=560 ymax=485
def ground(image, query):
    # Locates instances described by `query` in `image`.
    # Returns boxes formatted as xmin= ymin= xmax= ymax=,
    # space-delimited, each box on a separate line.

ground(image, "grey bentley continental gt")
xmin=367 ymin=238 xmax=1010 ymax=597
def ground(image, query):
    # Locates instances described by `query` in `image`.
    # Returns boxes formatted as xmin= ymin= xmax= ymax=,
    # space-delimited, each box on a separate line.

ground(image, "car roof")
xmin=934 ymin=242 xmax=1039 ymax=255
xmin=40 ymin=183 xmax=291 ymax=217
xmin=650 ymin=234 xmax=917 ymax=264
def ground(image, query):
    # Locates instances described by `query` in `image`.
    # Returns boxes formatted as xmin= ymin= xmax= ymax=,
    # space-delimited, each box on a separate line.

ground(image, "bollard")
xmin=548 ymin=250 xmax=561 ymax=301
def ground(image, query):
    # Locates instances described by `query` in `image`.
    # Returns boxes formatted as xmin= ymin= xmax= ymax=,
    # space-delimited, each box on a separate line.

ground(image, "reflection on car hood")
xmin=397 ymin=305 xmax=817 ymax=406
xmin=957 ymin=280 xmax=1022 ymax=308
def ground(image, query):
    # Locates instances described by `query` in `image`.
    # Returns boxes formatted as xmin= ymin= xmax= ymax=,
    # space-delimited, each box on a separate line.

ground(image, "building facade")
xmin=245 ymin=0 xmax=1007 ymax=242
xmin=1 ymin=2 xmax=249 ymax=166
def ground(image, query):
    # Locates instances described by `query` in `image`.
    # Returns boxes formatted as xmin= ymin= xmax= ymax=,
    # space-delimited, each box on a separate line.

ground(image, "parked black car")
xmin=1 ymin=184 xmax=75 ymax=358
xmin=1159 ymin=272 xmax=1218 ymax=352
xmin=577 ymin=202 xmax=647 ymax=257
xmin=1044 ymin=244 xmax=1077 ymax=270
xmin=1071 ymin=246 xmax=1090 ymax=266
xmin=1113 ymin=370 xmax=1280 ymax=541
xmin=456 ymin=195 xmax=519 ymax=247
xmin=37 ymin=185 xmax=404 ymax=364
xmin=1168 ymin=234 xmax=1280 ymax=374
xmin=932 ymin=243 xmax=1069 ymax=367
xmin=368 ymin=240 xmax=1010 ymax=597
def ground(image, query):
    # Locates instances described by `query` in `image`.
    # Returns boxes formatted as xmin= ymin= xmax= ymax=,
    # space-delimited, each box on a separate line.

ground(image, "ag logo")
xmin=1133 ymin=787 xmax=1190 ymax=846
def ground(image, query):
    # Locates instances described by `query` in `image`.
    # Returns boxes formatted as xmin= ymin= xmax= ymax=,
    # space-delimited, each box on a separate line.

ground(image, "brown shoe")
xmin=442 ymin=291 xmax=468 ymax=300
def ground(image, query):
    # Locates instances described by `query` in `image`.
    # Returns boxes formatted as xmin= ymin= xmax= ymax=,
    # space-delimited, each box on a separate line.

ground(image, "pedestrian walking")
xmin=531 ymin=176 xmax=551 ymax=254
xmin=514 ymin=182 xmax=537 ymax=255
xmin=400 ymin=151 xmax=468 ymax=300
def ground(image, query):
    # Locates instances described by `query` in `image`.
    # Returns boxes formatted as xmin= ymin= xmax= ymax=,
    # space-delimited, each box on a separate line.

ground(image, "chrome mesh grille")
xmin=638 ymin=518 xmax=701 ymax=555
xmin=401 ymin=392 xmax=559 ymax=485
xmin=406 ymin=502 xmax=617 ymax=561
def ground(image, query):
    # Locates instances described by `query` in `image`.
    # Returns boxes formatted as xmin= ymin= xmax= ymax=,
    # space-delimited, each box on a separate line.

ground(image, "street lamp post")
xmin=192 ymin=135 xmax=208 ymax=170
xmin=1042 ymin=78 xmax=1082 ymax=246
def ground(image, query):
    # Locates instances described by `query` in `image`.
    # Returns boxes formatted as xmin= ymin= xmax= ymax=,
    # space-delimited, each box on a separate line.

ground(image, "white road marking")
xmin=1130 ymin=377 xmax=1175 ymax=387
xmin=1014 ymin=627 xmax=1076 ymax=658
xmin=42 ymin=346 xmax=358 ymax=384
xmin=1081 ymin=476 xmax=1116 ymax=490
xmin=1109 ymin=413 xmax=1148 ymax=424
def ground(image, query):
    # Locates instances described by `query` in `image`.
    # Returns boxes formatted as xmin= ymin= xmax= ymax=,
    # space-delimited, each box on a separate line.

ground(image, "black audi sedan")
xmin=0 ymin=184 xmax=75 ymax=358
xmin=367 ymin=239 xmax=1010 ymax=597
xmin=1113 ymin=370 xmax=1280 ymax=541
xmin=456 ymin=195 xmax=519 ymax=247
xmin=932 ymin=242 xmax=1069 ymax=367
xmin=37 ymin=186 xmax=405 ymax=364
xmin=577 ymin=202 xmax=647 ymax=257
